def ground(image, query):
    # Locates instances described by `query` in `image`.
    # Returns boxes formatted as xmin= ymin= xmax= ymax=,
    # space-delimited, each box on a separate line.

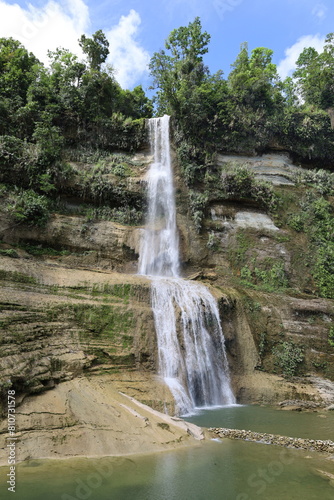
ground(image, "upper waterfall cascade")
xmin=138 ymin=116 xmax=179 ymax=277
xmin=139 ymin=115 xmax=235 ymax=414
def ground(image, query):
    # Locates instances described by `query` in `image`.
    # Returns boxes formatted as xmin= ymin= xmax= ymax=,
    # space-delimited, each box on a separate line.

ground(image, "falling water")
xmin=138 ymin=116 xmax=179 ymax=277
xmin=139 ymin=115 xmax=235 ymax=414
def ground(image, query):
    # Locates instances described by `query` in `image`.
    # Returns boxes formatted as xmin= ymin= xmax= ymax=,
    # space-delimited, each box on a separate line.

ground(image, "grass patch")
xmin=0 ymin=249 xmax=19 ymax=258
xmin=0 ymin=269 xmax=37 ymax=284
xmin=47 ymin=304 xmax=135 ymax=340
xmin=22 ymin=244 xmax=71 ymax=256
xmin=157 ymin=422 xmax=171 ymax=431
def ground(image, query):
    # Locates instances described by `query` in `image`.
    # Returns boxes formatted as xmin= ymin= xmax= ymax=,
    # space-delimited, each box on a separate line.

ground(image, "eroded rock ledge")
xmin=0 ymin=375 xmax=204 ymax=466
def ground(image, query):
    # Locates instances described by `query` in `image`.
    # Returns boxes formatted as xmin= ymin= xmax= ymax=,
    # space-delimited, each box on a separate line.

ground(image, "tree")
xmin=0 ymin=37 xmax=40 ymax=102
xmin=119 ymin=85 xmax=153 ymax=119
xmin=149 ymin=17 xmax=211 ymax=114
xmin=79 ymin=30 xmax=109 ymax=71
xmin=0 ymin=38 xmax=41 ymax=135
xmin=228 ymin=43 xmax=282 ymax=111
xmin=293 ymin=33 xmax=334 ymax=110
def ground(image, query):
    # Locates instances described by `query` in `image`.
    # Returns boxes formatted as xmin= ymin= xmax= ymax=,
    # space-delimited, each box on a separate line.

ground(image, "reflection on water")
xmin=1 ymin=439 xmax=333 ymax=500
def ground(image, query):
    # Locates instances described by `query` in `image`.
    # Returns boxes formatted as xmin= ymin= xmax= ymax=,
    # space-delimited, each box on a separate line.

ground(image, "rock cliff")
xmin=0 ymin=143 xmax=333 ymax=461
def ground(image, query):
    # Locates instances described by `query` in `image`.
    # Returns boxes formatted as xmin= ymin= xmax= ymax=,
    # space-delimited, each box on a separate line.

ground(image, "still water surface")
xmin=186 ymin=404 xmax=334 ymax=440
xmin=1 ymin=406 xmax=333 ymax=500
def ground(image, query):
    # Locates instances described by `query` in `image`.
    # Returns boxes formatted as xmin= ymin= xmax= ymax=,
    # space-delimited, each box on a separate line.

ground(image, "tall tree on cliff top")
xmin=0 ymin=37 xmax=42 ymax=136
xmin=228 ymin=42 xmax=283 ymax=111
xmin=79 ymin=29 xmax=110 ymax=72
xmin=293 ymin=32 xmax=334 ymax=110
xmin=149 ymin=17 xmax=211 ymax=114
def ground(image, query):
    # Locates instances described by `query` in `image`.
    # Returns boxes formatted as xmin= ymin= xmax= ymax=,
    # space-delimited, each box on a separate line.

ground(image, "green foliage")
xmin=119 ymin=85 xmax=153 ymax=119
xmin=79 ymin=30 xmax=109 ymax=71
xmin=150 ymin=17 xmax=210 ymax=114
xmin=228 ymin=43 xmax=283 ymax=112
xmin=7 ymin=189 xmax=50 ymax=226
xmin=287 ymin=191 xmax=334 ymax=298
xmin=207 ymin=232 xmax=220 ymax=250
xmin=313 ymin=245 xmax=334 ymax=299
xmin=292 ymin=168 xmax=334 ymax=195
xmin=229 ymin=230 xmax=252 ymax=268
xmin=220 ymin=164 xmax=277 ymax=211
xmin=328 ymin=327 xmax=334 ymax=348
xmin=0 ymin=37 xmax=39 ymax=105
xmin=22 ymin=244 xmax=70 ymax=256
xmin=0 ymin=269 xmax=37 ymax=284
xmin=0 ymin=184 xmax=7 ymax=197
xmin=240 ymin=261 xmax=288 ymax=291
xmin=293 ymin=33 xmax=334 ymax=109
xmin=176 ymin=139 xmax=206 ymax=186
xmin=279 ymin=108 xmax=334 ymax=163
xmin=0 ymin=32 xmax=152 ymax=162
xmin=78 ymin=160 xmax=143 ymax=206
xmin=150 ymin=17 xmax=229 ymax=159
xmin=0 ymin=249 xmax=19 ymax=258
xmin=242 ymin=296 xmax=261 ymax=313
xmin=188 ymin=190 xmax=208 ymax=232
xmin=72 ymin=304 xmax=134 ymax=338
xmin=287 ymin=213 xmax=304 ymax=232
xmin=272 ymin=342 xmax=304 ymax=377
xmin=0 ymin=135 xmax=24 ymax=164
xmin=149 ymin=21 xmax=334 ymax=164
xmin=83 ymin=206 xmax=143 ymax=226
xmin=32 ymin=113 xmax=64 ymax=166
xmin=157 ymin=422 xmax=170 ymax=431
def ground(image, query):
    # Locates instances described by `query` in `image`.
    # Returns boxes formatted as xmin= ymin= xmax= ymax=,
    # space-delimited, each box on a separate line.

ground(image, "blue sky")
xmin=0 ymin=0 xmax=333 ymax=90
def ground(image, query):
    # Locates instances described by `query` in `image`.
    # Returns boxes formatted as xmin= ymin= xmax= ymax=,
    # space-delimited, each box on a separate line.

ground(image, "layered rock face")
xmin=0 ymin=147 xmax=333 ymax=461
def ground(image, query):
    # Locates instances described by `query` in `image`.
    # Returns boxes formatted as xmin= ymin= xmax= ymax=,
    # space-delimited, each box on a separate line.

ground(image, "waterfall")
xmin=139 ymin=115 xmax=235 ymax=415
xmin=138 ymin=116 xmax=179 ymax=277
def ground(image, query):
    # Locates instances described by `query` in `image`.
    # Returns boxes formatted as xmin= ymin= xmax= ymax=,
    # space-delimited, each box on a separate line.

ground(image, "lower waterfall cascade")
xmin=139 ymin=115 xmax=235 ymax=414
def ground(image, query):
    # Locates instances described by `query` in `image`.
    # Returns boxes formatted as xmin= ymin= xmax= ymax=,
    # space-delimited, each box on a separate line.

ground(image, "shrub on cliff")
xmin=7 ymin=189 xmax=50 ymax=227
xmin=272 ymin=342 xmax=304 ymax=378
xmin=220 ymin=164 xmax=277 ymax=211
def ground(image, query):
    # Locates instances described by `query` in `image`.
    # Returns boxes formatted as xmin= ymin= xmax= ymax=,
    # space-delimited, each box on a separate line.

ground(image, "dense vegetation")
xmin=149 ymin=19 xmax=334 ymax=170
xmin=0 ymin=31 xmax=152 ymax=150
xmin=0 ymin=20 xmax=333 ymax=301
xmin=0 ymin=31 xmax=152 ymax=226
xmin=148 ymin=18 xmax=334 ymax=300
xmin=1 ymin=20 xmax=334 ymax=170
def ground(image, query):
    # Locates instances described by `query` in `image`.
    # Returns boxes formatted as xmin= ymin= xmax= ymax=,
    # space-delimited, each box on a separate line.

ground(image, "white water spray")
xmin=138 ymin=116 xmax=179 ymax=277
xmin=139 ymin=115 xmax=235 ymax=414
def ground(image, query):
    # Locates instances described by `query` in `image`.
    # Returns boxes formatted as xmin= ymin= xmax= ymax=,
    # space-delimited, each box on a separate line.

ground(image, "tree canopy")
xmin=293 ymin=32 xmax=334 ymax=109
xmin=79 ymin=30 xmax=110 ymax=71
xmin=148 ymin=19 xmax=334 ymax=167
xmin=1 ymin=21 xmax=334 ymax=170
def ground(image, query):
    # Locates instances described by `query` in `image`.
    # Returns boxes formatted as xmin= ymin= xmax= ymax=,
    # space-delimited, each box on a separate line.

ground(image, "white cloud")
xmin=312 ymin=3 xmax=327 ymax=20
xmin=277 ymin=34 xmax=325 ymax=80
xmin=0 ymin=2 xmax=149 ymax=88
xmin=106 ymin=10 xmax=150 ymax=89
xmin=0 ymin=0 xmax=89 ymax=63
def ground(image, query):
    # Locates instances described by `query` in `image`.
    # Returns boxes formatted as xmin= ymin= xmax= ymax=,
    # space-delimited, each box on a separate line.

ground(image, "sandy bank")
xmin=0 ymin=375 xmax=204 ymax=466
